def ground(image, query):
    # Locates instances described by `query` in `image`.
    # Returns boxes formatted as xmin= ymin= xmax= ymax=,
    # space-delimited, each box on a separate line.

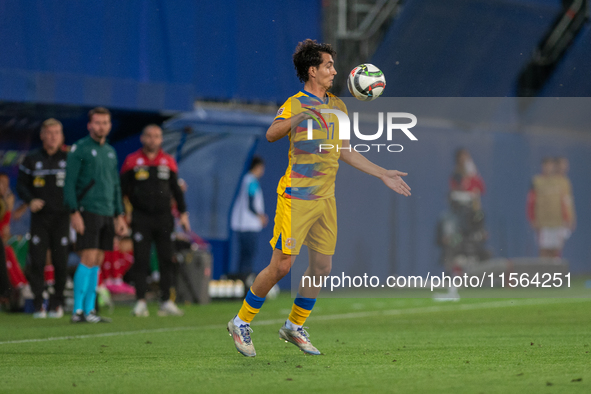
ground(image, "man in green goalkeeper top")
xmin=64 ymin=107 xmax=128 ymax=323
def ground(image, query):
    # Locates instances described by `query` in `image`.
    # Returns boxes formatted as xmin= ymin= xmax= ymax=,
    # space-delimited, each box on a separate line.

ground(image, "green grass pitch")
xmin=1 ymin=295 xmax=590 ymax=393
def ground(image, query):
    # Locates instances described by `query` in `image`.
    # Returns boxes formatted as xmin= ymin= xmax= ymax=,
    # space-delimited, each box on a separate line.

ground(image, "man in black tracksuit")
xmin=16 ymin=118 xmax=69 ymax=317
xmin=120 ymin=124 xmax=190 ymax=317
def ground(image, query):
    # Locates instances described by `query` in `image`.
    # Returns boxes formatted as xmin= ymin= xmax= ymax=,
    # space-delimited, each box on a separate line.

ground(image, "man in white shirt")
xmin=231 ymin=156 xmax=268 ymax=281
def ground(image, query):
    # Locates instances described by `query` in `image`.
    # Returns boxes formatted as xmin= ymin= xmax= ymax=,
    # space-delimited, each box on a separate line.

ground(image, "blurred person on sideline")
xmin=16 ymin=118 xmax=70 ymax=318
xmin=556 ymin=157 xmax=576 ymax=236
xmin=231 ymin=156 xmax=268 ymax=285
xmin=435 ymin=149 xmax=488 ymax=302
xmin=0 ymin=177 xmax=13 ymax=303
xmin=101 ymin=236 xmax=135 ymax=295
xmin=527 ymin=157 xmax=573 ymax=257
xmin=0 ymin=172 xmax=15 ymax=227
xmin=120 ymin=124 xmax=189 ymax=317
xmin=64 ymin=107 xmax=127 ymax=323
xmin=448 ymin=149 xmax=488 ymax=254
xmin=2 ymin=222 xmax=32 ymax=305
xmin=0 ymin=174 xmax=33 ymax=307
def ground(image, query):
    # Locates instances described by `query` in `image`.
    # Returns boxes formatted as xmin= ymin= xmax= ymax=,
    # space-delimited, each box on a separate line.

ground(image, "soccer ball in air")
xmin=347 ymin=64 xmax=386 ymax=101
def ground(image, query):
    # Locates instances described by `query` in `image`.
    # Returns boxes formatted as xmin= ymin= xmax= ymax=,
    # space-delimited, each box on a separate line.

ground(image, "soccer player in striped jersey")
xmin=228 ymin=39 xmax=411 ymax=357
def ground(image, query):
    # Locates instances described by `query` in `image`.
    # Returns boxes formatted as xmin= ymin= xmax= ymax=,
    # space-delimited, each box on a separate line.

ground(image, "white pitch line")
xmin=0 ymin=325 xmax=218 ymax=346
xmin=0 ymin=298 xmax=588 ymax=346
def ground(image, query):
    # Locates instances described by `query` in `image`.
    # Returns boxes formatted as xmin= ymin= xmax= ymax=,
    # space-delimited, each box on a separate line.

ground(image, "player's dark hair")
xmin=293 ymin=39 xmax=336 ymax=83
xmin=0 ymin=171 xmax=9 ymax=179
xmin=88 ymin=107 xmax=111 ymax=122
xmin=250 ymin=156 xmax=264 ymax=171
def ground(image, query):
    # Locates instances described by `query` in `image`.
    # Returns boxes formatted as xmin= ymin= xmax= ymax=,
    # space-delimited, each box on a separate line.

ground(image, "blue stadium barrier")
xmin=0 ymin=0 xmax=321 ymax=110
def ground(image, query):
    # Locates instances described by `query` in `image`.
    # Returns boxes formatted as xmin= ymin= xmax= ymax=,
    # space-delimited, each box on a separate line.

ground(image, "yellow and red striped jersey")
xmin=274 ymin=90 xmax=348 ymax=200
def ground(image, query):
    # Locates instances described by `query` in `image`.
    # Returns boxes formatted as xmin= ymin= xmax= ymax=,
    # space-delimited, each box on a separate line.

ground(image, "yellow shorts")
xmin=269 ymin=194 xmax=337 ymax=256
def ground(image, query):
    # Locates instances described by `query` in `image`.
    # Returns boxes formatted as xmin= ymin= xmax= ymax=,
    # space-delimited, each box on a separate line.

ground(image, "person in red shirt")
xmin=0 ymin=172 xmax=14 ymax=232
xmin=101 ymin=236 xmax=135 ymax=295
xmin=2 ymin=224 xmax=28 ymax=289
xmin=0 ymin=173 xmax=14 ymax=301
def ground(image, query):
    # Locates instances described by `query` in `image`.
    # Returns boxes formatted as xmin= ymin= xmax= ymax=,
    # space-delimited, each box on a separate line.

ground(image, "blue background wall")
xmin=0 ymin=0 xmax=321 ymax=110
xmin=369 ymin=0 xmax=564 ymax=97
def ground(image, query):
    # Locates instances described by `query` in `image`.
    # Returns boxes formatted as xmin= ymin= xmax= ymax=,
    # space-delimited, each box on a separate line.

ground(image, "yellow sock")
xmin=237 ymin=288 xmax=265 ymax=323
xmin=288 ymin=296 xmax=316 ymax=326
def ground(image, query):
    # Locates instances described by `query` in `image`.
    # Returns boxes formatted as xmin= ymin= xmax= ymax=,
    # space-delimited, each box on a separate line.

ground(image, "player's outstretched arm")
xmin=266 ymin=112 xmax=311 ymax=142
xmin=339 ymin=140 xmax=411 ymax=197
